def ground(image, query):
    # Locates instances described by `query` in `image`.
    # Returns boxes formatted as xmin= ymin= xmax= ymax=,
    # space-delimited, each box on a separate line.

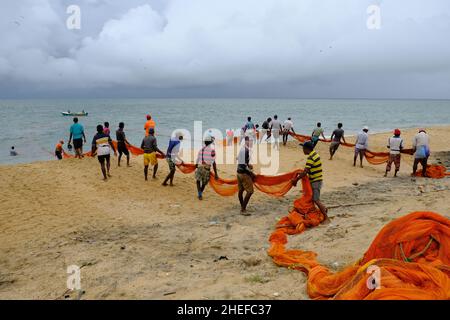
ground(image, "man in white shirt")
xmin=353 ymin=126 xmax=369 ymax=168
xmin=282 ymin=117 xmax=295 ymax=146
xmin=270 ymin=115 xmax=283 ymax=150
xmin=384 ymin=129 xmax=404 ymax=177
xmin=412 ymin=129 xmax=430 ymax=177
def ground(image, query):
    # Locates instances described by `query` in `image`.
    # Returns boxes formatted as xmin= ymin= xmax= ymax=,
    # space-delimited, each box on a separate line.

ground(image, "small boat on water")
xmin=61 ymin=111 xmax=88 ymax=117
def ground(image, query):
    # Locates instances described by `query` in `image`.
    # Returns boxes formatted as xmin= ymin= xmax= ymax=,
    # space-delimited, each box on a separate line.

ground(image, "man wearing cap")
xmin=412 ymin=129 xmax=430 ymax=177
xmin=144 ymin=115 xmax=156 ymax=137
xmin=292 ymin=141 xmax=329 ymax=221
xmin=141 ymin=128 xmax=165 ymax=180
xmin=384 ymin=129 xmax=404 ymax=177
xmin=162 ymin=132 xmax=184 ymax=186
xmin=195 ymin=136 xmax=219 ymax=200
xmin=354 ymin=126 xmax=369 ymax=168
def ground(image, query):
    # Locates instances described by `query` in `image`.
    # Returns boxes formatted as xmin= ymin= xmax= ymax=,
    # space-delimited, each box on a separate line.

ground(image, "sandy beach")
xmin=0 ymin=126 xmax=449 ymax=300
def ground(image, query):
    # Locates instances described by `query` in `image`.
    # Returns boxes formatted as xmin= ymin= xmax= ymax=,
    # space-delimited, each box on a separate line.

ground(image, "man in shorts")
xmin=116 ymin=122 xmax=131 ymax=167
xmin=270 ymin=115 xmax=282 ymax=150
xmin=91 ymin=124 xmax=117 ymax=181
xmin=162 ymin=132 xmax=184 ymax=186
xmin=329 ymin=123 xmax=346 ymax=160
xmin=282 ymin=117 xmax=296 ymax=146
xmin=412 ymin=128 xmax=430 ymax=177
xmin=292 ymin=141 xmax=328 ymax=221
xmin=237 ymin=136 xmax=256 ymax=215
xmin=385 ymin=129 xmax=404 ymax=177
xmin=141 ymin=128 xmax=165 ymax=180
xmin=311 ymin=122 xmax=326 ymax=148
xmin=195 ymin=136 xmax=219 ymax=200
xmin=354 ymin=126 xmax=369 ymax=168
xmin=68 ymin=117 xmax=86 ymax=159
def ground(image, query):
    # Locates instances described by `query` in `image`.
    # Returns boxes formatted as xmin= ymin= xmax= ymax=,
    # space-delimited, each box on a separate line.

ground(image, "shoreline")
xmin=2 ymin=124 xmax=450 ymax=168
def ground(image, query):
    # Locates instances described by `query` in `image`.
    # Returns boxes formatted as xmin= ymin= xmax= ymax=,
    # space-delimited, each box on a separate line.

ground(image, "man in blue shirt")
xmin=68 ymin=117 xmax=86 ymax=159
xmin=162 ymin=133 xmax=184 ymax=186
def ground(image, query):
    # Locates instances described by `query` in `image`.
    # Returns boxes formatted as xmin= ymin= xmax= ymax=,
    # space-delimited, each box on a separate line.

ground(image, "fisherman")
xmin=144 ymin=114 xmax=156 ymax=136
xmin=384 ymin=129 xmax=404 ymax=177
xmin=103 ymin=122 xmax=111 ymax=136
xmin=195 ymin=136 xmax=219 ymax=200
xmin=260 ymin=117 xmax=271 ymax=143
xmin=412 ymin=128 xmax=430 ymax=177
xmin=353 ymin=126 xmax=369 ymax=168
xmin=141 ymin=128 xmax=165 ymax=180
xmin=311 ymin=122 xmax=326 ymax=147
xmin=329 ymin=123 xmax=346 ymax=160
xmin=91 ymin=124 xmax=117 ymax=181
xmin=55 ymin=140 xmax=65 ymax=160
xmin=237 ymin=136 xmax=256 ymax=215
xmin=292 ymin=141 xmax=329 ymax=221
xmin=282 ymin=117 xmax=296 ymax=146
xmin=68 ymin=117 xmax=86 ymax=159
xmin=162 ymin=132 xmax=184 ymax=186
xmin=270 ymin=115 xmax=283 ymax=150
xmin=116 ymin=122 xmax=131 ymax=167
xmin=243 ymin=117 xmax=257 ymax=143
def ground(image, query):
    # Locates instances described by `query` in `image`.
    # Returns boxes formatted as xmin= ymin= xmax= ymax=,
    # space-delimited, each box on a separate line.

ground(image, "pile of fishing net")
xmin=268 ymin=177 xmax=450 ymax=299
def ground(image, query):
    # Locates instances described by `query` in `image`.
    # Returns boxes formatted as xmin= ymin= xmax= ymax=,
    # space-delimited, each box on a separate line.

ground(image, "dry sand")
xmin=0 ymin=126 xmax=449 ymax=299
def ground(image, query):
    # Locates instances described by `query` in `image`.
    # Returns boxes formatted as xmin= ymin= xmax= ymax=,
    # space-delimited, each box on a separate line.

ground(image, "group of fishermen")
xmin=55 ymin=115 xmax=431 ymax=217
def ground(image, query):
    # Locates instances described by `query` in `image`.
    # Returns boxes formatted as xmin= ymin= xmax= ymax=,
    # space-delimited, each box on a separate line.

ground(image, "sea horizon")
xmin=1 ymin=98 xmax=449 ymax=165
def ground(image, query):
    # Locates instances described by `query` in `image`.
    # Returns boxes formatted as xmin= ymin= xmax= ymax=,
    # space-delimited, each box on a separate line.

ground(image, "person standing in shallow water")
xmin=384 ymin=129 xmax=404 ymax=177
xmin=68 ymin=117 xmax=86 ymax=159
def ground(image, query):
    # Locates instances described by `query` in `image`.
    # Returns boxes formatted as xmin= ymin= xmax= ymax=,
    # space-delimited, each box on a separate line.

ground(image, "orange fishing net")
xmin=61 ymin=137 xmax=449 ymax=180
xmin=268 ymin=177 xmax=450 ymax=299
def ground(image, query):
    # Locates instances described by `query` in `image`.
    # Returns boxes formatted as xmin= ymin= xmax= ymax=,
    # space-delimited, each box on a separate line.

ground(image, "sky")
xmin=1 ymin=0 xmax=450 ymax=99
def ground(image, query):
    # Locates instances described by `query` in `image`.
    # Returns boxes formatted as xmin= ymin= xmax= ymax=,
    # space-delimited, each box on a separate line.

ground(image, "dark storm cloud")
xmin=0 ymin=0 xmax=449 ymax=98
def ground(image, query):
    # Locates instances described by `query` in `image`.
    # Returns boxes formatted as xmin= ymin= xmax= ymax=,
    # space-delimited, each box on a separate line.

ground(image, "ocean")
xmin=0 ymin=98 xmax=449 ymax=165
